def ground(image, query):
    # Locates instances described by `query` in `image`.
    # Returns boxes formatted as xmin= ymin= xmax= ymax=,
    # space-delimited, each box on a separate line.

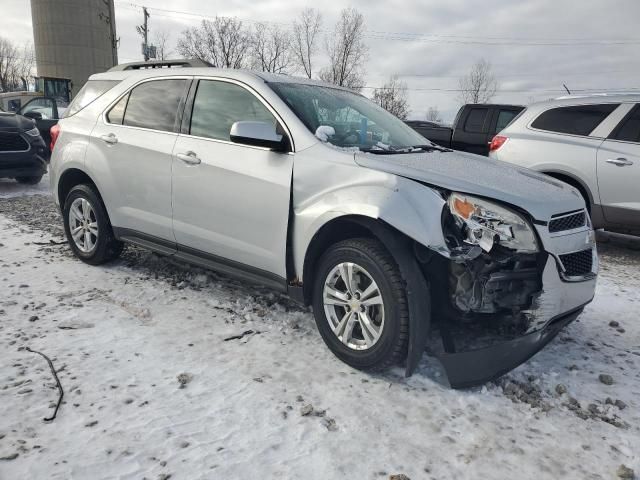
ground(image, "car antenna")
xmin=562 ymin=84 xmax=571 ymax=95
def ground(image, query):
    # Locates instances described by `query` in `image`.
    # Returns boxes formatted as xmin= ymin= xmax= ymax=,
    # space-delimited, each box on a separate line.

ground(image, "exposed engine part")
xmin=449 ymin=251 xmax=542 ymax=314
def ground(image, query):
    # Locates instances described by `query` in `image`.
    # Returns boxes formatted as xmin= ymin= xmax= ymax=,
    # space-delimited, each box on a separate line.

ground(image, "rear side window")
xmin=464 ymin=108 xmax=488 ymax=133
xmin=189 ymin=80 xmax=276 ymax=141
xmin=610 ymin=105 xmax=640 ymax=143
xmin=531 ymin=104 xmax=618 ymax=136
xmin=123 ymin=79 xmax=186 ymax=132
xmin=65 ymin=80 xmax=119 ymax=117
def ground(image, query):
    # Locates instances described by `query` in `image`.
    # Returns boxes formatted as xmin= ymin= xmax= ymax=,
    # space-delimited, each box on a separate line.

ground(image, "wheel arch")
xmin=57 ymin=168 xmax=101 ymax=208
xmin=541 ymin=170 xmax=594 ymax=209
xmin=300 ymin=214 xmax=432 ymax=377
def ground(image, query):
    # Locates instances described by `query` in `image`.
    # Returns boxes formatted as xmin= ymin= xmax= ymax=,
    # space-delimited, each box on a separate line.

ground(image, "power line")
xmin=114 ymin=1 xmax=640 ymax=46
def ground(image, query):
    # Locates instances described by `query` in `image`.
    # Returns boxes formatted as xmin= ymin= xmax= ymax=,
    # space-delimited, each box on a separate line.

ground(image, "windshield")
xmin=268 ymin=82 xmax=430 ymax=152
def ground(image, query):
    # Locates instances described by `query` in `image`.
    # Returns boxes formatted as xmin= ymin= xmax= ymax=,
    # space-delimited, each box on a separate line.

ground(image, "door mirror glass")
xmin=230 ymin=121 xmax=286 ymax=151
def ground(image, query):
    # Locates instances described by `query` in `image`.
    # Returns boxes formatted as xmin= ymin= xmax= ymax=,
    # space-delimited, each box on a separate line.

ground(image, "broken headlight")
xmin=447 ymin=193 xmax=539 ymax=253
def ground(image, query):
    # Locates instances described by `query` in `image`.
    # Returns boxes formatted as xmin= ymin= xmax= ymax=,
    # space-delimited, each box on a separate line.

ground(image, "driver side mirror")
xmin=23 ymin=111 xmax=43 ymax=121
xmin=230 ymin=121 xmax=288 ymax=152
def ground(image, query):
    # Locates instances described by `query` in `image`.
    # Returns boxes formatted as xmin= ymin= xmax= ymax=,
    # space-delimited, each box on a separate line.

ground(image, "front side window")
xmin=610 ymin=105 xmax=640 ymax=143
xmin=123 ymin=79 xmax=186 ymax=132
xmin=189 ymin=80 xmax=276 ymax=141
xmin=464 ymin=108 xmax=488 ymax=133
xmin=531 ymin=104 xmax=619 ymax=136
xmin=20 ymin=98 xmax=57 ymax=119
xmin=269 ymin=82 xmax=426 ymax=151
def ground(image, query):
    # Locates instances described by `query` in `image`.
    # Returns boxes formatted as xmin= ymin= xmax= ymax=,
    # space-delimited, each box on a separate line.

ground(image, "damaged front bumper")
xmin=434 ymin=255 xmax=596 ymax=388
xmin=427 ymin=219 xmax=598 ymax=388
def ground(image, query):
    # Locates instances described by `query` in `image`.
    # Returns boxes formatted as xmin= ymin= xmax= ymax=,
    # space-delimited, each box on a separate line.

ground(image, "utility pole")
xmin=136 ymin=7 xmax=150 ymax=61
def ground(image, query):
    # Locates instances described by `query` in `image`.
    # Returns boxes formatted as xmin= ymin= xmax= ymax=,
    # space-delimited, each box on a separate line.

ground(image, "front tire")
xmin=311 ymin=238 xmax=409 ymax=371
xmin=62 ymin=184 xmax=123 ymax=265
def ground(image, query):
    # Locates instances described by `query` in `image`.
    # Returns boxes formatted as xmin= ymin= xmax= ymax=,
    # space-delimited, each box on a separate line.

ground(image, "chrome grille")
xmin=559 ymin=249 xmax=593 ymax=277
xmin=549 ymin=210 xmax=586 ymax=233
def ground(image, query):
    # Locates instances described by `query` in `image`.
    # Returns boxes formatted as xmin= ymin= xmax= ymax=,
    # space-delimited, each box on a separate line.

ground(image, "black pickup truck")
xmin=406 ymin=104 xmax=524 ymax=156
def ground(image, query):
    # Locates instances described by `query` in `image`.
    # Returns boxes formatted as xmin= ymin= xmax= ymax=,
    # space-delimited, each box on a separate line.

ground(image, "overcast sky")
xmin=5 ymin=0 xmax=640 ymax=122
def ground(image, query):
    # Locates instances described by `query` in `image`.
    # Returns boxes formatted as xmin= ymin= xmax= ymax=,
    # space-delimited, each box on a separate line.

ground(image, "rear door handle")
xmin=606 ymin=157 xmax=633 ymax=166
xmin=100 ymin=133 xmax=118 ymax=145
xmin=176 ymin=151 xmax=201 ymax=165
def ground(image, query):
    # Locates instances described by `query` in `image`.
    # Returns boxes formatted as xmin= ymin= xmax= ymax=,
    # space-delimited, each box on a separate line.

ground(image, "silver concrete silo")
xmin=31 ymin=0 xmax=118 ymax=97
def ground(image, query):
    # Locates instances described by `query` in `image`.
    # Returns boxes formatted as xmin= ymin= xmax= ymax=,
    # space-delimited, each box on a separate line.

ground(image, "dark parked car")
xmin=406 ymin=104 xmax=524 ymax=156
xmin=0 ymin=109 xmax=48 ymax=184
xmin=17 ymin=96 xmax=67 ymax=155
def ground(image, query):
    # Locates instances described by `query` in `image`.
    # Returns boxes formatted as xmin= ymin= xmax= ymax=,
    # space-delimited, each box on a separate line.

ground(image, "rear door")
xmin=89 ymin=77 xmax=190 ymax=243
xmin=451 ymin=106 xmax=490 ymax=155
xmin=596 ymin=104 xmax=640 ymax=227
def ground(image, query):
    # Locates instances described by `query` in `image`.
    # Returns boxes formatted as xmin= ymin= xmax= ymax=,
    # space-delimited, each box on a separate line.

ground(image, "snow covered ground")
xmin=0 ymin=181 xmax=638 ymax=480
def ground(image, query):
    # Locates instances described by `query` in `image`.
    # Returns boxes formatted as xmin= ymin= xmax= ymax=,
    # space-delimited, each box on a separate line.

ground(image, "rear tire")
xmin=62 ymin=184 xmax=124 ymax=265
xmin=16 ymin=175 xmax=43 ymax=185
xmin=311 ymin=238 xmax=409 ymax=371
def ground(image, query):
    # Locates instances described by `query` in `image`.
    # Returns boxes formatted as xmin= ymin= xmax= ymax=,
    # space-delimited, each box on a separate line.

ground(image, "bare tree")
xmin=0 ymin=38 xmax=34 ymax=92
xmin=177 ymin=17 xmax=251 ymax=68
xmin=292 ymin=8 xmax=322 ymax=79
xmin=318 ymin=8 xmax=368 ymax=90
xmin=153 ymin=30 xmax=172 ymax=61
xmin=426 ymin=106 xmax=442 ymax=123
xmin=250 ymin=23 xmax=292 ymax=74
xmin=457 ymin=58 xmax=498 ymax=104
xmin=372 ymin=76 xmax=409 ymax=120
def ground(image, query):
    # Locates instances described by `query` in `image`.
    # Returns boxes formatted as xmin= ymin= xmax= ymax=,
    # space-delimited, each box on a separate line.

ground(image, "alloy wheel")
xmin=68 ymin=197 xmax=99 ymax=253
xmin=322 ymin=262 xmax=385 ymax=350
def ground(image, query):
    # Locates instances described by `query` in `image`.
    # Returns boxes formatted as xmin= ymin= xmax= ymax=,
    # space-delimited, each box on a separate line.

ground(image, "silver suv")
xmin=489 ymin=94 xmax=640 ymax=235
xmin=50 ymin=64 xmax=597 ymax=387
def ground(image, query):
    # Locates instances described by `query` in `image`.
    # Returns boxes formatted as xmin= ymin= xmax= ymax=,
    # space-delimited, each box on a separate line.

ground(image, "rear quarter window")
xmin=531 ymin=104 xmax=619 ymax=136
xmin=65 ymin=80 xmax=120 ymax=117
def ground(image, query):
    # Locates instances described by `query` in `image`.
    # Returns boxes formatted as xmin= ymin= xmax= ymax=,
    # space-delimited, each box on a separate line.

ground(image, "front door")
xmin=18 ymin=97 xmax=60 ymax=148
xmin=171 ymin=79 xmax=294 ymax=279
xmin=596 ymin=104 xmax=640 ymax=227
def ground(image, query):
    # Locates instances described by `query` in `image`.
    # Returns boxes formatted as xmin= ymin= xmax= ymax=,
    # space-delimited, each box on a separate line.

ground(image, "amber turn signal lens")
xmin=452 ymin=196 xmax=476 ymax=220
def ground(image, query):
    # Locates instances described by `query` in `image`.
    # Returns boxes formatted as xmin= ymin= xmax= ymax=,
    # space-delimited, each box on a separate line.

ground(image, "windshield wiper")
xmin=359 ymin=144 xmax=452 ymax=155
xmin=405 ymin=144 xmax=452 ymax=153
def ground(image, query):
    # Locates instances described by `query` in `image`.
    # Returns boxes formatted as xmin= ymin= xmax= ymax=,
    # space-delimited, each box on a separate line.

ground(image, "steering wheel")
xmin=334 ymin=129 xmax=363 ymax=146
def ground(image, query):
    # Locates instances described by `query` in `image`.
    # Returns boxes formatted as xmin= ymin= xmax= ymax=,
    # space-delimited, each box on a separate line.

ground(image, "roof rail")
xmin=555 ymin=92 xmax=640 ymax=100
xmin=108 ymin=59 xmax=212 ymax=71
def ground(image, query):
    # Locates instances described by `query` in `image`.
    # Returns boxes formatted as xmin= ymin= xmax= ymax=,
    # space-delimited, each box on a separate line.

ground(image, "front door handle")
xmin=176 ymin=151 xmax=201 ymax=165
xmin=100 ymin=133 xmax=118 ymax=145
xmin=606 ymin=157 xmax=633 ymax=166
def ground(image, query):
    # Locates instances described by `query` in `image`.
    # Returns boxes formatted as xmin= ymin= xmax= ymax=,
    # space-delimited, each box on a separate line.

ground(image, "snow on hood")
xmin=355 ymin=149 xmax=584 ymax=220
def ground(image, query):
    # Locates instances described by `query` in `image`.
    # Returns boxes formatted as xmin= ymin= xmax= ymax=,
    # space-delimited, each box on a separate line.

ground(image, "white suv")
xmin=49 ymin=63 xmax=597 ymax=388
xmin=489 ymin=94 xmax=640 ymax=235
